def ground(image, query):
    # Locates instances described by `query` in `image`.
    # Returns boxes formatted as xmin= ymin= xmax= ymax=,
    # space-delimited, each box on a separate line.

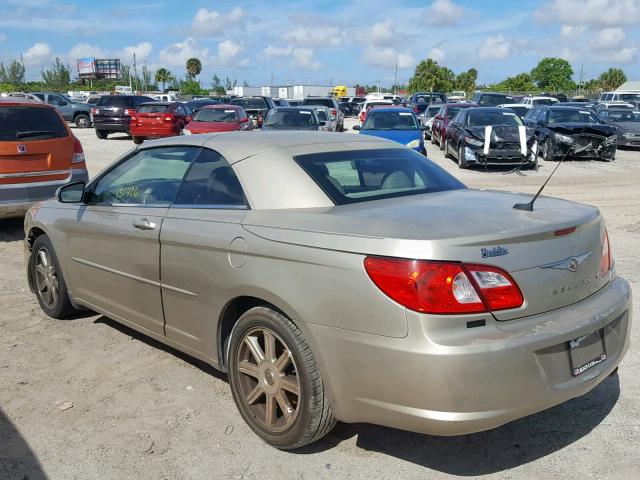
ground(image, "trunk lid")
xmin=243 ymin=189 xmax=608 ymax=320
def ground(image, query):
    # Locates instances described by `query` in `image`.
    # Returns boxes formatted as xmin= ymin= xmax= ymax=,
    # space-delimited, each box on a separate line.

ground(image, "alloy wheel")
xmin=35 ymin=247 xmax=59 ymax=309
xmin=235 ymin=327 xmax=301 ymax=433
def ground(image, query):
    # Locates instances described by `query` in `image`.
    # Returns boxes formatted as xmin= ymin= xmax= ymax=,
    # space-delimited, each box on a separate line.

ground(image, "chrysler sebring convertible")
xmin=24 ymin=132 xmax=631 ymax=449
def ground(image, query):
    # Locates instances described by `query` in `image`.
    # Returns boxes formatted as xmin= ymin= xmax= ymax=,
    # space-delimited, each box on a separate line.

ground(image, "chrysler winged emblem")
xmin=540 ymin=252 xmax=592 ymax=272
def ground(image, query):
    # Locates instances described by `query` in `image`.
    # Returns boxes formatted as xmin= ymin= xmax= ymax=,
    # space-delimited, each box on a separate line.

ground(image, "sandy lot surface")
xmin=1 ymin=121 xmax=639 ymax=480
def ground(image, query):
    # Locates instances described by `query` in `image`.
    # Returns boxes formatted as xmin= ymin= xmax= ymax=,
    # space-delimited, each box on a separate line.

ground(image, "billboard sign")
xmin=77 ymin=57 xmax=96 ymax=76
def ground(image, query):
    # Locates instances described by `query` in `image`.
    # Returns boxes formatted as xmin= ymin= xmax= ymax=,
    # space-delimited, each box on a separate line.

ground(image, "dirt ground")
xmin=1 ymin=121 xmax=639 ymax=480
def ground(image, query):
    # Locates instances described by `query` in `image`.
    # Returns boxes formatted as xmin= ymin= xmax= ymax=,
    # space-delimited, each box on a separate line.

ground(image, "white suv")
xmin=520 ymin=96 xmax=559 ymax=106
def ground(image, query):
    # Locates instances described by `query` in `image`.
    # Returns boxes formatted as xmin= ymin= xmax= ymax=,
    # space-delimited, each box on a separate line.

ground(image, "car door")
xmin=159 ymin=148 xmax=248 ymax=360
xmin=64 ymin=145 xmax=199 ymax=334
xmin=447 ymin=111 xmax=464 ymax=152
xmin=47 ymin=94 xmax=72 ymax=121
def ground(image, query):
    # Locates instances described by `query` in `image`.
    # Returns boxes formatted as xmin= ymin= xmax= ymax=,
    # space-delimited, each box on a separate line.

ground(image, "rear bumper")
xmin=94 ymin=119 xmax=130 ymax=133
xmin=310 ymin=276 xmax=631 ymax=436
xmin=130 ymin=127 xmax=179 ymax=138
xmin=0 ymin=168 xmax=88 ymax=218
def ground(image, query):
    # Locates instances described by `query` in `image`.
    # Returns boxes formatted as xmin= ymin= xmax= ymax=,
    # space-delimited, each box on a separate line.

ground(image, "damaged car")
xmin=524 ymin=106 xmax=617 ymax=162
xmin=597 ymin=107 xmax=640 ymax=148
xmin=444 ymin=107 xmax=537 ymax=169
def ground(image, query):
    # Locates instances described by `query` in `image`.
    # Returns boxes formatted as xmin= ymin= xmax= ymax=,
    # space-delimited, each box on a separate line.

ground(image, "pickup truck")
xmin=32 ymin=92 xmax=92 ymax=128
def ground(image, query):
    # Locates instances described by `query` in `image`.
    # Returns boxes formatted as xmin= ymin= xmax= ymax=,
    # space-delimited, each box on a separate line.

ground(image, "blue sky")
xmin=1 ymin=0 xmax=639 ymax=87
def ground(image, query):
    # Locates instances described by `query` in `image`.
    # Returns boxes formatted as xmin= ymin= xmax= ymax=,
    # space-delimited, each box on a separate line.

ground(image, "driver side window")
xmin=90 ymin=147 xmax=199 ymax=205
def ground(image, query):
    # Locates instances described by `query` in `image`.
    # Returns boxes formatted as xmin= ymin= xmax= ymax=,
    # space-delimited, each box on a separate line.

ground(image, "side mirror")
xmin=57 ymin=182 xmax=85 ymax=203
xmin=352 ymin=125 xmax=361 ymax=130
xmin=240 ymin=117 xmax=249 ymax=123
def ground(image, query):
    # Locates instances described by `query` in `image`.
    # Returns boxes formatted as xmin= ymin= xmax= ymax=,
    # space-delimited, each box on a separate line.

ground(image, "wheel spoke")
xmin=274 ymin=350 xmax=291 ymax=372
xmin=279 ymin=375 xmax=300 ymax=396
xmin=35 ymin=264 xmax=47 ymax=276
xmin=38 ymin=249 xmax=48 ymax=267
xmin=50 ymin=281 xmax=59 ymax=305
xmin=264 ymin=394 xmax=276 ymax=426
xmin=237 ymin=360 xmax=259 ymax=378
xmin=275 ymin=390 xmax=294 ymax=422
xmin=244 ymin=335 xmax=264 ymax=364
xmin=36 ymin=276 xmax=47 ymax=291
xmin=246 ymin=384 xmax=264 ymax=405
xmin=263 ymin=330 xmax=276 ymax=363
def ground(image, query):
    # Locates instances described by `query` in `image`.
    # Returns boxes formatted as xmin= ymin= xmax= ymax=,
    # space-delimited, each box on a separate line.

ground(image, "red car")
xmin=130 ymin=102 xmax=191 ymax=144
xmin=183 ymin=105 xmax=252 ymax=134
xmin=431 ymin=103 xmax=478 ymax=150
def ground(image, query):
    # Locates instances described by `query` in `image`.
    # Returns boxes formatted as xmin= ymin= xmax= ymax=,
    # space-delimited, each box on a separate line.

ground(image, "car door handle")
xmin=132 ymin=218 xmax=156 ymax=231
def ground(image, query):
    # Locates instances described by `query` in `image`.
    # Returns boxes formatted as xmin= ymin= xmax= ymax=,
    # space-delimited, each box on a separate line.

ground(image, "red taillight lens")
xmin=364 ymin=257 xmax=523 ymax=314
xmin=164 ymin=115 xmax=173 ymax=122
xmin=72 ymin=136 xmax=85 ymax=164
xmin=90 ymin=107 xmax=96 ymax=115
xmin=330 ymin=108 xmax=337 ymax=116
xmin=124 ymin=108 xmax=135 ymax=116
xmin=600 ymin=229 xmax=611 ymax=276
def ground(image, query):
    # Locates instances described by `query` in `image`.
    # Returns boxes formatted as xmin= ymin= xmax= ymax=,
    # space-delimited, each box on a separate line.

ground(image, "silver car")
xmin=24 ymin=132 xmax=632 ymax=449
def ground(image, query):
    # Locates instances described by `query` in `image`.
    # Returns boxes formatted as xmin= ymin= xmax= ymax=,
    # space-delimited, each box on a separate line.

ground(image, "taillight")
xmin=90 ymin=107 xmax=96 ymax=115
xmin=330 ymin=108 xmax=337 ymax=116
xmin=130 ymin=115 xmax=137 ymax=122
xmin=413 ymin=106 xmax=419 ymax=113
xmin=124 ymin=108 xmax=135 ymax=116
xmin=164 ymin=115 xmax=173 ymax=122
xmin=600 ymin=229 xmax=611 ymax=276
xmin=72 ymin=136 xmax=85 ymax=164
xmin=364 ymin=257 xmax=523 ymax=314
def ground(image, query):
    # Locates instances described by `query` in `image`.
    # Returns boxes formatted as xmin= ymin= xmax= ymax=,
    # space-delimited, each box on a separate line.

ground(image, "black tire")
xmin=530 ymin=154 xmax=539 ymax=170
xmin=430 ymin=132 xmax=437 ymax=145
xmin=132 ymin=136 xmax=144 ymax=145
xmin=228 ymin=307 xmax=336 ymax=449
xmin=439 ymin=132 xmax=445 ymax=150
xmin=543 ymin=138 xmax=555 ymax=161
xmin=96 ymin=129 xmax=108 ymax=140
xmin=74 ymin=113 xmax=91 ymax=128
xmin=30 ymin=235 xmax=76 ymax=319
xmin=443 ymin=138 xmax=452 ymax=159
xmin=458 ymin=144 xmax=468 ymax=169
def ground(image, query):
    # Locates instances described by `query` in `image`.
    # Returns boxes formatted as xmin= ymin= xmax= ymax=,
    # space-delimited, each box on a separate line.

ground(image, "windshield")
xmin=426 ymin=105 xmax=442 ymax=116
xmin=194 ymin=108 xmax=238 ymax=122
xmin=548 ymin=109 xmax=598 ymax=124
xmin=302 ymin=98 xmax=332 ymax=108
xmin=608 ymin=110 xmax=640 ymax=122
xmin=264 ymin=110 xmax=316 ymax=127
xmin=295 ymin=148 xmax=465 ymax=205
xmin=363 ymin=111 xmax=418 ymax=130
xmin=231 ymin=98 xmax=267 ymax=109
xmin=0 ymin=106 xmax=68 ymax=141
xmin=445 ymin=107 xmax=464 ymax=119
xmin=467 ymin=111 xmax=523 ymax=126
xmin=477 ymin=95 xmax=508 ymax=107
xmin=137 ymin=104 xmax=170 ymax=113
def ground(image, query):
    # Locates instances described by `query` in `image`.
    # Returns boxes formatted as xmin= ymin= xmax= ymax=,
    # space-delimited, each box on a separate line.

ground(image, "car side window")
xmin=174 ymin=148 xmax=247 ymax=207
xmin=89 ymin=147 xmax=199 ymax=206
xmin=177 ymin=105 xmax=187 ymax=115
xmin=48 ymin=95 xmax=67 ymax=106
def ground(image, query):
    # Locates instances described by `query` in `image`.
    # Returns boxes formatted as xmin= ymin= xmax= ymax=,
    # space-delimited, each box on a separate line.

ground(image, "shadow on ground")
xmin=0 ymin=408 xmax=47 ymax=480
xmin=95 ymin=314 xmax=620 ymax=476
xmin=0 ymin=218 xmax=25 ymax=242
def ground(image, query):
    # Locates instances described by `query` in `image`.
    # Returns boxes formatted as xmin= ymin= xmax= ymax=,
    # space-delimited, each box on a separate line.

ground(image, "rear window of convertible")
xmin=295 ymin=148 xmax=466 ymax=205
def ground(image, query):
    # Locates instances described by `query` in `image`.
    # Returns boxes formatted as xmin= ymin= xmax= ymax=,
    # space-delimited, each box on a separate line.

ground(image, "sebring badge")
xmin=540 ymin=252 xmax=592 ymax=272
xmin=481 ymin=246 xmax=509 ymax=258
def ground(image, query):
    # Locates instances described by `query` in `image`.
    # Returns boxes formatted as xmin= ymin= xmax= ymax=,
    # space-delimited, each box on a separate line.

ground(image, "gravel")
xmin=0 ymin=121 xmax=638 ymax=479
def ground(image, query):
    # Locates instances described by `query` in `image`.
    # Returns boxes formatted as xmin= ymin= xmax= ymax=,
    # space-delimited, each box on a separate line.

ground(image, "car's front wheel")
xmin=132 ymin=136 xmax=144 ymax=145
xmin=458 ymin=143 xmax=469 ymax=168
xmin=228 ymin=307 xmax=336 ymax=449
xmin=439 ymin=132 xmax=445 ymax=150
xmin=543 ymin=138 xmax=555 ymax=161
xmin=30 ymin=235 xmax=76 ymax=319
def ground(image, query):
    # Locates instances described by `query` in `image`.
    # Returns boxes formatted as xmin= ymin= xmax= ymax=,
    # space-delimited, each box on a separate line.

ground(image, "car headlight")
xmin=182 ymin=129 xmax=192 ymax=135
xmin=553 ymin=133 xmax=574 ymax=144
xmin=604 ymin=134 xmax=617 ymax=145
xmin=623 ymin=133 xmax=634 ymax=138
xmin=465 ymin=137 xmax=483 ymax=147
xmin=407 ymin=139 xmax=421 ymax=148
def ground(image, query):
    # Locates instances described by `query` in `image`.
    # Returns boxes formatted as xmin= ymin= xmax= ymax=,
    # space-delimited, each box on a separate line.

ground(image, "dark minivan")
xmin=92 ymin=95 xmax=153 ymax=139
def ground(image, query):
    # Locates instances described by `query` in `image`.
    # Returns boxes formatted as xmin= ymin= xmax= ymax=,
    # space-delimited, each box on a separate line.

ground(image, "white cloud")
xmin=368 ymin=20 xmax=399 ymax=46
xmin=535 ymin=0 xmax=640 ymax=27
xmin=560 ymin=24 xmax=586 ymax=36
xmin=67 ymin=42 xmax=105 ymax=61
xmin=263 ymin=45 xmax=293 ymax=57
xmin=360 ymin=46 xmax=414 ymax=69
xmin=593 ymin=27 xmax=625 ymax=50
xmin=428 ymin=47 xmax=445 ymax=63
xmin=291 ymin=48 xmax=321 ymax=70
xmin=121 ymin=42 xmax=153 ymax=62
xmin=158 ymin=38 xmax=209 ymax=68
xmin=282 ymin=26 xmax=342 ymax=48
xmin=192 ymin=7 xmax=246 ymax=36
xmin=423 ymin=0 xmax=465 ymax=26
xmin=23 ymin=42 xmax=53 ymax=65
xmin=478 ymin=35 xmax=512 ymax=60
xmin=216 ymin=40 xmax=249 ymax=66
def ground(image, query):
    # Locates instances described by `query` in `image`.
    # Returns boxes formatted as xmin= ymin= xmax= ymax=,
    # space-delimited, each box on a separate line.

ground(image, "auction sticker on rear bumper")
xmin=569 ymin=329 xmax=607 ymax=376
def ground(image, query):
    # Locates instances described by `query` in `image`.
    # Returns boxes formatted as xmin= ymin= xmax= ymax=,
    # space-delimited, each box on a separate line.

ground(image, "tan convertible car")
xmin=24 ymin=132 xmax=631 ymax=449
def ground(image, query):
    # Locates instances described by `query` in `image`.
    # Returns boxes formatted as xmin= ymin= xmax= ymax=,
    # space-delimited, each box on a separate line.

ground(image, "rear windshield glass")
xmin=363 ymin=111 xmax=418 ymax=130
xmin=533 ymin=98 xmax=558 ymax=105
xmin=265 ymin=110 xmax=316 ymax=127
xmin=477 ymin=95 xmax=509 ymax=107
xmin=231 ymin=98 xmax=267 ymax=109
xmin=548 ymin=109 xmax=598 ymax=124
xmin=467 ymin=110 xmax=523 ymax=126
xmin=426 ymin=105 xmax=442 ymax=116
xmin=194 ymin=108 xmax=238 ymax=122
xmin=295 ymin=148 xmax=465 ymax=205
xmin=97 ymin=96 xmax=133 ymax=107
xmin=0 ymin=107 xmax=68 ymax=141
xmin=302 ymin=98 xmax=332 ymax=107
xmin=619 ymin=93 xmax=640 ymax=101
xmin=137 ymin=104 xmax=170 ymax=113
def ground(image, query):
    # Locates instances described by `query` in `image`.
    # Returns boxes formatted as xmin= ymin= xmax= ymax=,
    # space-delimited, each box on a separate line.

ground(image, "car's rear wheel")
xmin=30 ymin=235 xmax=76 ymax=319
xmin=458 ymin=144 xmax=469 ymax=168
xmin=96 ymin=129 xmax=108 ymax=140
xmin=430 ymin=132 xmax=436 ymax=145
xmin=543 ymin=138 xmax=555 ymax=161
xmin=75 ymin=113 xmax=91 ymax=128
xmin=439 ymin=132 xmax=445 ymax=150
xmin=228 ymin=307 xmax=336 ymax=449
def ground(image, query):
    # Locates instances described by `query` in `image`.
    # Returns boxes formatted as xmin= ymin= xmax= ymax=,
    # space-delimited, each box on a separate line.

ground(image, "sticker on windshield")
xmin=399 ymin=112 xmax=412 ymax=116
xmin=224 ymin=110 xmax=235 ymax=113
xmin=502 ymin=112 xmax=516 ymax=115
xmin=580 ymin=111 xmax=590 ymax=115
xmin=300 ymin=111 xmax=311 ymax=114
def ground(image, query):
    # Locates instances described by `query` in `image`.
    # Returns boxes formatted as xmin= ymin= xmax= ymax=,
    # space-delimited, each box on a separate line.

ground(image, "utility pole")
xmin=393 ymin=63 xmax=398 ymax=94
xmin=578 ymin=63 xmax=584 ymax=95
xmin=143 ymin=60 xmax=148 ymax=92
xmin=20 ymin=53 xmax=25 ymax=84
xmin=132 ymin=53 xmax=138 ymax=93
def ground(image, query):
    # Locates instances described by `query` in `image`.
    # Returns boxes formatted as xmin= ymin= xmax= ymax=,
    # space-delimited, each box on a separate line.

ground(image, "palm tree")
xmin=598 ymin=68 xmax=627 ymax=91
xmin=186 ymin=58 xmax=202 ymax=80
xmin=155 ymin=68 xmax=171 ymax=91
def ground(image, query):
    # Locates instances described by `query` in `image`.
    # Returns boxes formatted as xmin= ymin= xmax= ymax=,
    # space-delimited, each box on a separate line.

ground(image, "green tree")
xmin=180 ymin=80 xmax=207 ymax=96
xmin=530 ymin=57 xmax=575 ymax=91
xmin=42 ymin=58 xmax=71 ymax=90
xmin=141 ymin=65 xmax=154 ymax=91
xmin=5 ymin=60 xmax=25 ymax=84
xmin=454 ymin=68 xmax=478 ymax=94
xmin=0 ymin=63 xmax=7 ymax=83
xmin=155 ymin=68 xmax=171 ymax=90
xmin=224 ymin=77 xmax=237 ymax=92
xmin=493 ymin=72 xmax=536 ymax=92
xmin=120 ymin=64 xmax=131 ymax=85
xmin=210 ymin=74 xmax=226 ymax=95
xmin=186 ymin=58 xmax=202 ymax=80
xmin=598 ymin=68 xmax=627 ymax=91
xmin=407 ymin=58 xmax=455 ymax=93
